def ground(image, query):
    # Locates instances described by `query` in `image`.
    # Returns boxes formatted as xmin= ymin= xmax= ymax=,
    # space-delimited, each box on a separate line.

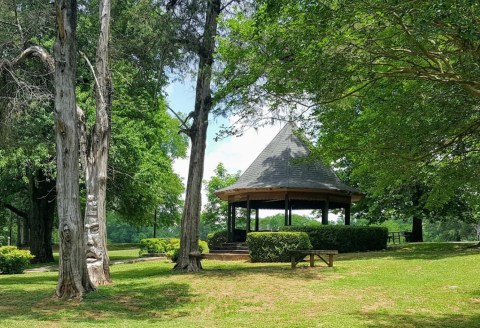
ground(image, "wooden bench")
xmin=289 ymin=250 xmax=338 ymax=268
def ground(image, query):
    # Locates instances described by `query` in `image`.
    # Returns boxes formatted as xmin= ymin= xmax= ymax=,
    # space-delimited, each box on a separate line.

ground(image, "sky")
xmin=166 ymin=80 xmax=292 ymax=213
xmin=166 ymin=79 xmax=324 ymax=220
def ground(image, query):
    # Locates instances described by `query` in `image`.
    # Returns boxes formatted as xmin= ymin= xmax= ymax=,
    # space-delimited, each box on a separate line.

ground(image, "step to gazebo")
xmin=202 ymin=253 xmax=250 ymax=261
xmin=212 ymin=242 xmax=248 ymax=252
xmin=204 ymin=242 xmax=250 ymax=261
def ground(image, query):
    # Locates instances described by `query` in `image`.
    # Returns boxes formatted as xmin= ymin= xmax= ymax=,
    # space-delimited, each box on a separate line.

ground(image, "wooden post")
xmin=246 ymin=198 xmax=251 ymax=233
xmin=227 ymin=203 xmax=232 ymax=242
xmin=232 ymin=205 xmax=236 ymax=241
xmin=345 ymin=204 xmax=351 ymax=225
xmin=284 ymin=195 xmax=289 ymax=226
xmin=322 ymin=200 xmax=329 ymax=225
xmin=288 ymin=204 xmax=292 ymax=226
xmin=310 ymin=254 xmax=315 ymax=267
xmin=255 ymin=208 xmax=259 ymax=231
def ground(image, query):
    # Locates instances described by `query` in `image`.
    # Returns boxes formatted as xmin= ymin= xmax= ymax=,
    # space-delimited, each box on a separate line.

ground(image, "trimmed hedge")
xmin=207 ymin=230 xmax=228 ymax=250
xmin=280 ymin=225 xmax=388 ymax=252
xmin=165 ymin=238 xmax=209 ymax=263
xmin=139 ymin=238 xmax=169 ymax=256
xmin=246 ymin=232 xmax=312 ymax=262
xmin=0 ymin=246 xmax=34 ymax=274
xmin=139 ymin=237 xmax=210 ymax=262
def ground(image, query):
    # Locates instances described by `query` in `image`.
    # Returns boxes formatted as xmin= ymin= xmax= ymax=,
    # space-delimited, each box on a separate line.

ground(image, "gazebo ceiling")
xmin=215 ymin=123 xmax=364 ymax=203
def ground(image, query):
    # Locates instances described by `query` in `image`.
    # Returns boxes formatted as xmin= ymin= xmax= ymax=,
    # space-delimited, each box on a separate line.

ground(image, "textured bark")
xmin=174 ymin=0 xmax=221 ymax=272
xmin=29 ymin=169 xmax=56 ymax=263
xmin=83 ymin=0 xmax=112 ymax=287
xmin=54 ymin=0 xmax=93 ymax=299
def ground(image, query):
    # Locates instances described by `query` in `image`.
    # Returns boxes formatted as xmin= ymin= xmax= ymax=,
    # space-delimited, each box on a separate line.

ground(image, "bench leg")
xmin=328 ymin=254 xmax=334 ymax=267
xmin=310 ymin=254 xmax=315 ymax=267
xmin=291 ymin=255 xmax=297 ymax=268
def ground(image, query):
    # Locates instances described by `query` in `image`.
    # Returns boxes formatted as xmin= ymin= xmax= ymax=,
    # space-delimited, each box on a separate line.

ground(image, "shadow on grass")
xmin=361 ymin=312 xmax=480 ymax=328
xmin=0 ymin=280 xmax=192 ymax=323
xmin=0 ymin=273 xmax=57 ymax=285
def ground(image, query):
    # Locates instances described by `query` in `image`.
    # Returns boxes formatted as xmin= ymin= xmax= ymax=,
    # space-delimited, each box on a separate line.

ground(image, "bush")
xmin=0 ymin=246 xmax=34 ymax=274
xmin=207 ymin=230 xmax=228 ymax=250
xmin=280 ymin=225 xmax=388 ymax=252
xmin=246 ymin=232 xmax=312 ymax=262
xmin=167 ymin=238 xmax=209 ymax=263
xmin=139 ymin=238 xmax=169 ymax=256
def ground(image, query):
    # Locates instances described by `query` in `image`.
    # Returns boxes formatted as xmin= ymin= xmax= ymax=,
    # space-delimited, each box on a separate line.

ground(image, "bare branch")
xmin=79 ymin=51 xmax=105 ymax=105
xmin=10 ymin=45 xmax=54 ymax=72
xmin=167 ymin=105 xmax=192 ymax=135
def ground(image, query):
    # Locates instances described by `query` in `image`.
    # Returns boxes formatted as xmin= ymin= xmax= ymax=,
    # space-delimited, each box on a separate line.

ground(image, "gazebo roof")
xmin=215 ymin=123 xmax=363 ymax=202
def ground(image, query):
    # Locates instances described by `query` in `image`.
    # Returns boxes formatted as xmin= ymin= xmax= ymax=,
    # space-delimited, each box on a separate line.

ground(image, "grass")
xmin=1 ymin=242 xmax=479 ymax=327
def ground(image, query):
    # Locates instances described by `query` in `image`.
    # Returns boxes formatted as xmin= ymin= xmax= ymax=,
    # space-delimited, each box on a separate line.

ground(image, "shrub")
xmin=139 ymin=238 xmax=168 ymax=256
xmin=246 ymin=232 xmax=312 ymax=262
xmin=207 ymin=230 xmax=228 ymax=250
xmin=167 ymin=238 xmax=209 ymax=263
xmin=280 ymin=225 xmax=388 ymax=252
xmin=0 ymin=246 xmax=34 ymax=274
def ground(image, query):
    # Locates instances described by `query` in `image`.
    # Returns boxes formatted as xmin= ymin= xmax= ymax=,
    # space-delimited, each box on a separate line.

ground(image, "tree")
xmin=202 ymin=162 xmax=240 ymax=231
xmin=0 ymin=1 xmax=57 ymax=262
xmin=79 ymin=0 xmax=113 ymax=287
xmin=165 ymin=0 xmax=222 ymax=272
xmin=215 ymin=0 xmax=480 ymax=239
xmin=53 ymin=0 xmax=93 ymax=299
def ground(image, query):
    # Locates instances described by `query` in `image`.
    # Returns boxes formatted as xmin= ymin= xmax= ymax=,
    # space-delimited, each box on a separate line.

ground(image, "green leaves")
xmin=201 ymin=163 xmax=240 ymax=230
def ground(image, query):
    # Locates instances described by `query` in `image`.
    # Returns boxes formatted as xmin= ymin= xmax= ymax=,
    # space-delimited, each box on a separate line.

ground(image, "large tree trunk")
xmin=54 ymin=0 xmax=93 ymax=299
xmin=174 ymin=0 xmax=221 ymax=273
xmin=29 ymin=169 xmax=56 ymax=263
xmin=84 ymin=0 xmax=112 ymax=287
xmin=411 ymin=216 xmax=423 ymax=242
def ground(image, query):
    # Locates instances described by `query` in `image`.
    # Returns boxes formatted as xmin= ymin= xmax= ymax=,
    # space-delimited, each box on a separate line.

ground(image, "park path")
xmin=25 ymin=256 xmax=167 ymax=273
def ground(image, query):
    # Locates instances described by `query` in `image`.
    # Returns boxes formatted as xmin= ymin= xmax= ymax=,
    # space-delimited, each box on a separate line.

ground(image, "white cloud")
xmin=172 ymin=122 xmax=283 ymax=209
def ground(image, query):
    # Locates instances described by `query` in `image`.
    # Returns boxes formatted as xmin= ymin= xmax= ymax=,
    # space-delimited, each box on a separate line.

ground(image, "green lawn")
xmin=1 ymin=243 xmax=479 ymax=327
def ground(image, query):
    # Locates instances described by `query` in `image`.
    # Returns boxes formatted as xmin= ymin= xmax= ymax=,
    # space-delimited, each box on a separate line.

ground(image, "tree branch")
xmin=1 ymin=202 xmax=29 ymax=220
xmin=9 ymin=45 xmax=54 ymax=72
xmin=79 ymin=51 xmax=105 ymax=105
xmin=167 ymin=105 xmax=192 ymax=135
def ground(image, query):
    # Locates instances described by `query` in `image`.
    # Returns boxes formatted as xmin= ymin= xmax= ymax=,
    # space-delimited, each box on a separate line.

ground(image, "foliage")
xmin=202 ymin=163 xmax=240 ymax=231
xmin=424 ymin=220 xmax=479 ymax=242
xmin=259 ymin=214 xmax=321 ymax=231
xmin=139 ymin=238 xmax=169 ymax=256
xmin=246 ymin=232 xmax=312 ymax=262
xmin=206 ymin=230 xmax=228 ymax=250
xmin=0 ymin=246 xmax=34 ymax=274
xmin=216 ymin=0 xmax=480 ymax=226
xmin=281 ymin=226 xmax=388 ymax=253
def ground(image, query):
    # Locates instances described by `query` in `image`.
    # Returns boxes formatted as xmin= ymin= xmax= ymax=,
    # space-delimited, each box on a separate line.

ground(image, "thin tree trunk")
xmin=83 ymin=0 xmax=112 ymax=287
xmin=29 ymin=169 xmax=55 ymax=263
xmin=54 ymin=0 xmax=93 ymax=299
xmin=174 ymin=0 xmax=221 ymax=272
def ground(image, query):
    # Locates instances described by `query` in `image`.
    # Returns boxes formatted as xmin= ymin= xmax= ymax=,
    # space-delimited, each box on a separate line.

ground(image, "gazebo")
xmin=215 ymin=123 xmax=364 ymax=243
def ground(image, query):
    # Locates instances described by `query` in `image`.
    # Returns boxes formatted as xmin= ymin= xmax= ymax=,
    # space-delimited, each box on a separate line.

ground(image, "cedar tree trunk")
xmin=83 ymin=0 xmax=112 ymax=287
xmin=174 ymin=0 xmax=221 ymax=272
xmin=54 ymin=0 xmax=93 ymax=299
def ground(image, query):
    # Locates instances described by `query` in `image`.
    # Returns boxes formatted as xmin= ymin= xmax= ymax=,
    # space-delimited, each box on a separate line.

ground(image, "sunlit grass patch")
xmin=1 ymin=243 xmax=479 ymax=327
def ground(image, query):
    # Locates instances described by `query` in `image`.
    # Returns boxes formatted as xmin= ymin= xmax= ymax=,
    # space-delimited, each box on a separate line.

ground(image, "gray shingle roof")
xmin=216 ymin=123 xmax=362 ymax=196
